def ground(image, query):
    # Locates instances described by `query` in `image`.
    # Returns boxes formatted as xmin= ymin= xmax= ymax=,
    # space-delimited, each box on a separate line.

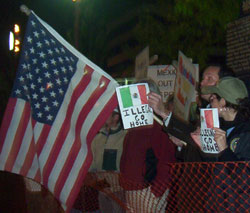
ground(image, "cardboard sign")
xmin=147 ymin=65 xmax=176 ymax=102
xmin=174 ymin=51 xmax=198 ymax=121
xmin=200 ymin=108 xmax=220 ymax=154
xmin=135 ymin=46 xmax=149 ymax=80
xmin=116 ymin=83 xmax=153 ymax=129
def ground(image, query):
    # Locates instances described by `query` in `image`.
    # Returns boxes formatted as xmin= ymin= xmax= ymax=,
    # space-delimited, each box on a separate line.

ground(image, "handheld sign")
xmin=200 ymin=108 xmax=220 ymax=154
xmin=116 ymin=83 xmax=153 ymax=129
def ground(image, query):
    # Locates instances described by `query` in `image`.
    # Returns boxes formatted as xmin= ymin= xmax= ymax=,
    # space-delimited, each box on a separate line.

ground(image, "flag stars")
xmin=47 ymin=114 xmax=53 ymax=121
xmin=22 ymin=64 xmax=27 ymax=70
xmin=37 ymin=41 xmax=42 ymax=48
xmin=63 ymin=77 xmax=68 ymax=83
xmin=42 ymin=96 xmax=48 ymax=102
xmin=50 ymin=39 xmax=56 ymax=44
xmin=33 ymin=31 xmax=39 ymax=38
xmin=60 ymin=47 xmax=65 ymax=53
xmin=46 ymin=82 xmax=53 ymax=89
xmin=35 ymin=68 xmax=40 ymax=73
xmin=37 ymin=112 xmax=43 ymax=118
xmin=19 ymin=76 xmax=25 ymax=82
xmin=40 ymin=87 xmax=45 ymax=93
xmin=69 ymin=66 xmax=73 ymax=72
xmin=30 ymin=83 xmax=36 ymax=89
xmin=32 ymin=93 xmax=38 ymax=99
xmin=42 ymin=61 xmax=48 ymax=69
xmin=55 ymin=48 xmax=60 ymax=53
xmin=35 ymin=103 xmax=40 ymax=109
xmin=44 ymin=71 xmax=51 ymax=78
xmin=50 ymin=59 xmax=56 ymax=65
xmin=37 ymin=77 xmax=42 ymax=83
xmin=56 ymin=78 xmax=61 ymax=85
xmin=30 ymin=47 xmax=35 ymax=54
xmin=27 ymin=36 xmax=32 ymax=43
xmin=39 ymin=52 xmax=46 ymax=58
xmin=31 ymin=21 xmax=36 ymax=26
xmin=53 ymin=100 xmax=59 ymax=107
xmin=27 ymin=73 xmax=33 ymax=80
xmin=58 ymin=57 xmax=64 ymax=63
xmin=44 ymin=105 xmax=50 ymax=111
xmin=23 ymin=85 xmax=28 ymax=90
xmin=48 ymin=49 xmax=53 ymax=55
xmin=45 ymin=39 xmax=50 ymax=45
xmin=33 ymin=59 xmax=38 ymax=64
xmin=53 ymin=69 xmax=59 ymax=75
xmin=41 ymin=29 xmax=46 ymax=35
xmin=61 ymin=67 xmax=66 ymax=73
xmin=50 ymin=91 xmax=56 ymax=98
xmin=58 ymin=88 xmax=64 ymax=94
xmin=15 ymin=89 xmax=21 ymax=95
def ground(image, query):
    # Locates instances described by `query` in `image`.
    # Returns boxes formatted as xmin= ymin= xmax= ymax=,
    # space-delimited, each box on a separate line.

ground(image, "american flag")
xmin=0 ymin=11 xmax=118 ymax=211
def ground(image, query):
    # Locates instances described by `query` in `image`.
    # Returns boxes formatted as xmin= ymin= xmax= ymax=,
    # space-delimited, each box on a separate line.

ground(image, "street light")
xmin=9 ymin=24 xmax=21 ymax=52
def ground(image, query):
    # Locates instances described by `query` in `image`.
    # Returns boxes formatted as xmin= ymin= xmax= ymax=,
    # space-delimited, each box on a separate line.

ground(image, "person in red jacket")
xmin=119 ymin=79 xmax=176 ymax=213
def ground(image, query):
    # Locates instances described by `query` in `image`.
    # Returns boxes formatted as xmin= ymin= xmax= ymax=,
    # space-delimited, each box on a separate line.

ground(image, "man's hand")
xmin=190 ymin=127 xmax=202 ymax=149
xmin=148 ymin=92 xmax=169 ymax=120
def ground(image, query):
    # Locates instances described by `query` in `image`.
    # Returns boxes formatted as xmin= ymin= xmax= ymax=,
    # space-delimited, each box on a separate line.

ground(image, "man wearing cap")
xmin=192 ymin=77 xmax=250 ymax=161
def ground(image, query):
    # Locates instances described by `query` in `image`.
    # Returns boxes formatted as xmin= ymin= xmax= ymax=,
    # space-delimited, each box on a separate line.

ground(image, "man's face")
xmin=200 ymin=66 xmax=220 ymax=101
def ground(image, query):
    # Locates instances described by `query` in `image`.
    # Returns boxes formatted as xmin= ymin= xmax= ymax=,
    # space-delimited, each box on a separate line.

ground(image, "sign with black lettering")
xmin=200 ymin=109 xmax=220 ymax=154
xmin=116 ymin=83 xmax=153 ymax=129
xmin=147 ymin=65 xmax=176 ymax=102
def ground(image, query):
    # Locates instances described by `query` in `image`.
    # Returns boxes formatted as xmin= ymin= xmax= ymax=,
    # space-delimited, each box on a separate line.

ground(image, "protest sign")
xmin=135 ymin=46 xmax=149 ymax=80
xmin=147 ymin=65 xmax=176 ymax=102
xmin=116 ymin=83 xmax=153 ymax=129
xmin=200 ymin=108 xmax=220 ymax=154
xmin=173 ymin=51 xmax=198 ymax=121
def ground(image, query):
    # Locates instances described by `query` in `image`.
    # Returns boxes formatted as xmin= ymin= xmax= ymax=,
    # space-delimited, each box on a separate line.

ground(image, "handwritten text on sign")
xmin=116 ymin=83 xmax=153 ymax=129
xmin=200 ymin=108 xmax=220 ymax=154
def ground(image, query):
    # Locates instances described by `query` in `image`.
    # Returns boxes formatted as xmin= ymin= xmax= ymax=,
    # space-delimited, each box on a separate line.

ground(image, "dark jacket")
xmin=218 ymin=119 xmax=250 ymax=161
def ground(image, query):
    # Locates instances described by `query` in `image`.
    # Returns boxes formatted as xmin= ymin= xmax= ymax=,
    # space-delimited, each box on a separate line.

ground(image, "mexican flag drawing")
xmin=116 ymin=83 xmax=153 ymax=129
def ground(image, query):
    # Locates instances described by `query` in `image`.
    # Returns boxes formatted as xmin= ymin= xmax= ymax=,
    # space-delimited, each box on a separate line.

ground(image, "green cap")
xmin=201 ymin=77 xmax=248 ymax=105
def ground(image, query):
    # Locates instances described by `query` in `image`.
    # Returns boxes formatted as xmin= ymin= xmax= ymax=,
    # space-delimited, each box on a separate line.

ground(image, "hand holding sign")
xmin=213 ymin=127 xmax=228 ymax=152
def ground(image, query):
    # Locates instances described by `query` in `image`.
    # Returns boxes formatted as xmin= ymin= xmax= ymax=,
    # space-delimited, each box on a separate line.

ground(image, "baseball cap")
xmin=201 ymin=77 xmax=248 ymax=105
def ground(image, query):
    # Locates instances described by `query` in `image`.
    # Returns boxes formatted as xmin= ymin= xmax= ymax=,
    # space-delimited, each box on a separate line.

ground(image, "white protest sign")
xmin=147 ymin=65 xmax=176 ymax=102
xmin=200 ymin=108 xmax=220 ymax=154
xmin=116 ymin=83 xmax=153 ymax=129
xmin=174 ymin=51 xmax=198 ymax=121
xmin=135 ymin=46 xmax=149 ymax=80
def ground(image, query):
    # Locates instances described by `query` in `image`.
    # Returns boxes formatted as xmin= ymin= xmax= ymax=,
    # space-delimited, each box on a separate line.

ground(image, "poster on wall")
xmin=173 ymin=51 xmax=198 ymax=121
xmin=116 ymin=83 xmax=153 ymax=129
xmin=147 ymin=65 xmax=176 ymax=103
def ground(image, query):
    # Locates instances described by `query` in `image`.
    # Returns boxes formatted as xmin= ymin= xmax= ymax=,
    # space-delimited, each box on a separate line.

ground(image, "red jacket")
xmin=120 ymin=122 xmax=176 ymax=197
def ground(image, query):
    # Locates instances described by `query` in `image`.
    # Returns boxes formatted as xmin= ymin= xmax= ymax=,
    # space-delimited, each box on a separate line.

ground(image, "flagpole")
xmin=20 ymin=5 xmax=31 ymax=16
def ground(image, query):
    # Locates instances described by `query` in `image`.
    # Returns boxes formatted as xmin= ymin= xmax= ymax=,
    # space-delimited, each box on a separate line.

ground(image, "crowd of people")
xmin=74 ymin=63 xmax=250 ymax=212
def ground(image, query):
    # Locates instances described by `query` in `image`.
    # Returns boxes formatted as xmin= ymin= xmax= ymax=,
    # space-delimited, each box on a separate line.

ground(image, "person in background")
xmin=148 ymin=64 xmax=235 ymax=162
xmin=192 ymin=77 xmax=250 ymax=161
xmin=120 ymin=79 xmax=176 ymax=213
xmin=73 ymin=109 xmax=127 ymax=213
